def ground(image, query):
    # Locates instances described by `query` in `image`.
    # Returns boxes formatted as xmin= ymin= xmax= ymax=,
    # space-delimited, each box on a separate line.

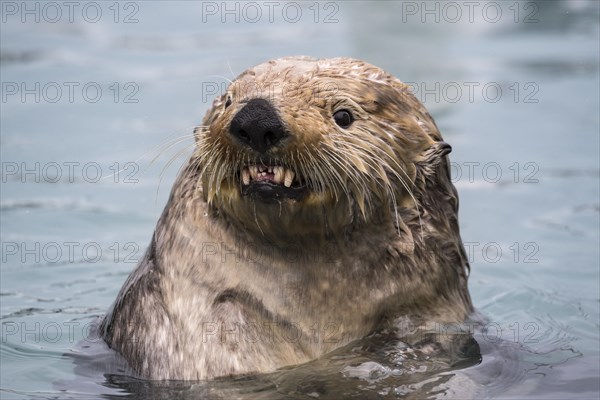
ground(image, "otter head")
xmin=195 ymin=57 xmax=453 ymax=247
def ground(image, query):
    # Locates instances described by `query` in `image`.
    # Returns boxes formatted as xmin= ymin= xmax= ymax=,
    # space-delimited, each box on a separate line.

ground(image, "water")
xmin=1 ymin=1 xmax=598 ymax=398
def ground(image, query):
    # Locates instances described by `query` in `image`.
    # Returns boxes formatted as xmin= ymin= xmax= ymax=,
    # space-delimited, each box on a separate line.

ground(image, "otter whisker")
xmin=252 ymin=201 xmax=265 ymax=237
xmin=227 ymin=61 xmax=236 ymax=80
xmin=332 ymin=133 xmax=416 ymax=194
xmin=319 ymin=148 xmax=354 ymax=202
xmin=328 ymin=142 xmax=389 ymax=191
xmin=298 ymin=147 xmax=322 ymax=191
xmin=308 ymin=148 xmax=341 ymax=197
xmin=100 ymin=128 xmax=196 ymax=184
xmin=206 ymin=74 xmax=234 ymax=85
xmin=321 ymin=146 xmax=372 ymax=215
xmin=330 ymin=135 xmax=425 ymax=240
xmin=198 ymin=142 xmax=223 ymax=202
xmin=149 ymin=134 xmax=196 ymax=166
xmin=155 ymin=144 xmax=196 ymax=204
xmin=340 ymin=132 xmax=418 ymax=192
xmin=188 ymin=154 xmax=206 ymax=197
xmin=100 ymin=133 xmax=186 ymax=182
xmin=334 ymin=142 xmax=398 ymax=195
xmin=205 ymin=147 xmax=227 ymax=202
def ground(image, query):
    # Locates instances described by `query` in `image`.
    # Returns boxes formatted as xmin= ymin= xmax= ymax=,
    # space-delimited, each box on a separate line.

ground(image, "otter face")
xmin=194 ymin=57 xmax=443 ymax=244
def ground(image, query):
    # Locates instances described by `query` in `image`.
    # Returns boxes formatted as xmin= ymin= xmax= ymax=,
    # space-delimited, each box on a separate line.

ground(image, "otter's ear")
xmin=430 ymin=141 xmax=452 ymax=158
xmin=419 ymin=141 xmax=451 ymax=168
xmin=414 ymin=141 xmax=453 ymax=186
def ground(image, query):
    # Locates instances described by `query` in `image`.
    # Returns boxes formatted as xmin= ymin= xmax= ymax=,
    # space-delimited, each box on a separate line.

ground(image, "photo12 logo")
xmin=463 ymin=241 xmax=540 ymax=264
xmin=1 ymin=241 xmax=141 ymax=264
xmin=405 ymin=81 xmax=540 ymax=104
xmin=1 ymin=82 xmax=140 ymax=104
xmin=200 ymin=80 xmax=341 ymax=104
xmin=399 ymin=1 xmax=540 ymax=24
xmin=1 ymin=1 xmax=140 ymax=24
xmin=1 ymin=162 xmax=139 ymax=184
xmin=200 ymin=1 xmax=340 ymax=24
xmin=450 ymin=161 xmax=540 ymax=184
xmin=2 ymin=321 xmax=102 ymax=344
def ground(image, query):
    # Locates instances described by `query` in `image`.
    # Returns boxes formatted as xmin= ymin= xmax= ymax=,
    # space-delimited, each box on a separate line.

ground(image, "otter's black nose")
xmin=229 ymin=98 xmax=287 ymax=153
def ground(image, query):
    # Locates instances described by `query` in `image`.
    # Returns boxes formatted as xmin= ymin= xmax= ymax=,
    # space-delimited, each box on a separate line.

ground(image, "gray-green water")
xmin=1 ymin=1 xmax=599 ymax=398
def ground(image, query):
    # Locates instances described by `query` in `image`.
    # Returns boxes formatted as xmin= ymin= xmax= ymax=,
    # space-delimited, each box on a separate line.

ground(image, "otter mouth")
xmin=239 ymin=165 xmax=308 ymax=201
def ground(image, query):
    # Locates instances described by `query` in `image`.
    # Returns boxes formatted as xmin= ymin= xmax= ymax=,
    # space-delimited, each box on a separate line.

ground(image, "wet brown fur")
xmin=100 ymin=56 xmax=473 ymax=380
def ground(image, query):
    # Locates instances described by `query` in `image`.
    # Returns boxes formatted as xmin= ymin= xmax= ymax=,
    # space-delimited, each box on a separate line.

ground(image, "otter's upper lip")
xmin=241 ymin=165 xmax=297 ymax=187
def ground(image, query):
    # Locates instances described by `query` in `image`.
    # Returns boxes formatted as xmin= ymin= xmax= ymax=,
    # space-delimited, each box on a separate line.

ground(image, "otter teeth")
xmin=249 ymin=166 xmax=258 ymax=180
xmin=242 ymin=167 xmax=250 ymax=185
xmin=273 ymin=166 xmax=284 ymax=184
xmin=284 ymin=170 xmax=295 ymax=187
xmin=242 ymin=165 xmax=297 ymax=187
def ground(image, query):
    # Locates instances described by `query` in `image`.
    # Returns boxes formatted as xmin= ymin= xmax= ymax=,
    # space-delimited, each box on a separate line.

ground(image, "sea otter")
xmin=100 ymin=56 xmax=473 ymax=380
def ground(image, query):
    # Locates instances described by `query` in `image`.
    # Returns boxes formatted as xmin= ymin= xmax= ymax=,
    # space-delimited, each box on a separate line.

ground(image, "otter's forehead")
xmin=231 ymin=56 xmax=406 ymax=96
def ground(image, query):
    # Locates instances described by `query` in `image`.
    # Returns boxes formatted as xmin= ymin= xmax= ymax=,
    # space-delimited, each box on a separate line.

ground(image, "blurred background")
xmin=1 ymin=1 xmax=599 ymax=398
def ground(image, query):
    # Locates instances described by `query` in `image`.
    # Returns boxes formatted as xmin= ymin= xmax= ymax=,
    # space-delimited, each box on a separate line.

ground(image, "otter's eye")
xmin=225 ymin=96 xmax=232 ymax=109
xmin=333 ymin=109 xmax=353 ymax=128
